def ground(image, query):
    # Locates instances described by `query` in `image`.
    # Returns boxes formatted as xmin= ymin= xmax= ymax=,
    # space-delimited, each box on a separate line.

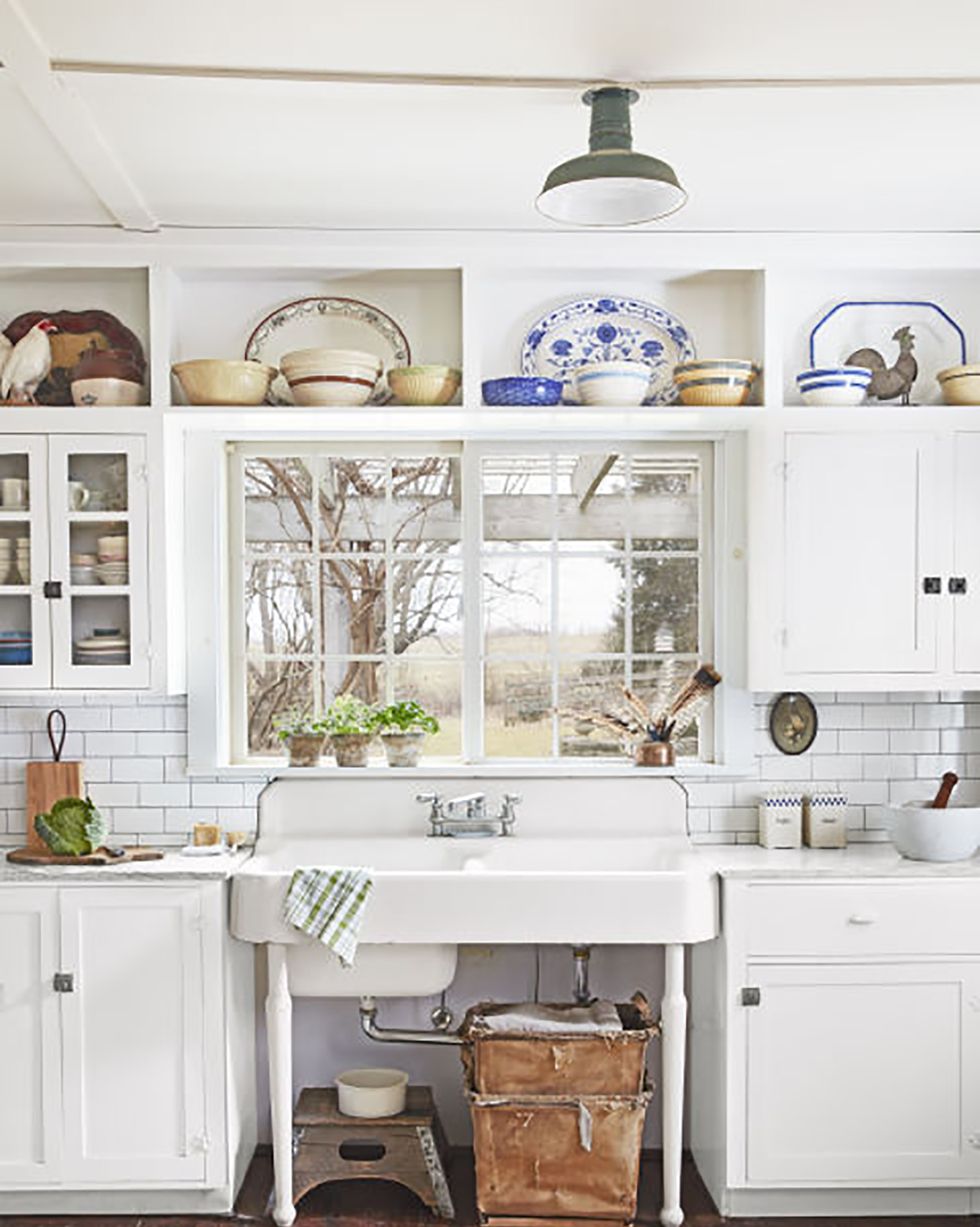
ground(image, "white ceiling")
xmin=3 ymin=0 xmax=980 ymax=233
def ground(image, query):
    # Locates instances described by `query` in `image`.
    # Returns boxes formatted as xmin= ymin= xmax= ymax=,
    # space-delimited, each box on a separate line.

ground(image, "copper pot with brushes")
xmin=569 ymin=664 xmax=722 ymax=767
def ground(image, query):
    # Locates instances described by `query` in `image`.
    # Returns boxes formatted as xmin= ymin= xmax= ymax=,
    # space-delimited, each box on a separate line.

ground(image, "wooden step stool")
xmin=292 ymin=1085 xmax=455 ymax=1220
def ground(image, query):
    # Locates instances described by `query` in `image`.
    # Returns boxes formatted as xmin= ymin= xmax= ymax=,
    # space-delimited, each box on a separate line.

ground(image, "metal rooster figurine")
xmin=846 ymin=325 xmax=918 ymax=404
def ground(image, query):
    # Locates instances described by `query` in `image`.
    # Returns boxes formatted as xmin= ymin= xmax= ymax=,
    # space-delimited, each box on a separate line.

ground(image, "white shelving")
xmin=3 ymin=229 xmax=980 ymax=699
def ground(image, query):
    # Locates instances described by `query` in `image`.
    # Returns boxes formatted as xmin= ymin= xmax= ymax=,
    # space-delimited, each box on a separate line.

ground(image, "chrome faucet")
xmin=417 ymin=791 xmax=521 ymax=838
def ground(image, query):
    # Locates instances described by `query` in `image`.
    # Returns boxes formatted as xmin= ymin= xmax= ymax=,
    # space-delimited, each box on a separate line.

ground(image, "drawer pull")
xmin=847 ymin=913 xmax=877 ymax=926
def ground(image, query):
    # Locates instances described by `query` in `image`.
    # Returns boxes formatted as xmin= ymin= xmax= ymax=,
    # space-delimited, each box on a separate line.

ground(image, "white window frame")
xmin=185 ymin=430 xmax=751 ymax=775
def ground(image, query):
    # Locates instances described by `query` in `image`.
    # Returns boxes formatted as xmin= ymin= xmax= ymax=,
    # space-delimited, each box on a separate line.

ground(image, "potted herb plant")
xmin=376 ymin=699 xmax=440 ymax=767
xmin=323 ymin=694 xmax=379 ymax=767
xmin=274 ymin=711 xmax=327 ymax=768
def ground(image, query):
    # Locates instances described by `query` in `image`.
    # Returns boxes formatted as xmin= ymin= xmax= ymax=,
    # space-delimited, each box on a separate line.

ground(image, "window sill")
xmin=189 ymin=758 xmax=756 ymax=780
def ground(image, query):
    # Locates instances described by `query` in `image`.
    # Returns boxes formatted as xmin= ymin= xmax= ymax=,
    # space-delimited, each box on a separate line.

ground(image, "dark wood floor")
xmin=2 ymin=1148 xmax=979 ymax=1227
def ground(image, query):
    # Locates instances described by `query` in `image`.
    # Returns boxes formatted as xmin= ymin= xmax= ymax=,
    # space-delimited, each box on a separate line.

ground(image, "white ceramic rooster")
xmin=1 ymin=319 xmax=57 ymax=403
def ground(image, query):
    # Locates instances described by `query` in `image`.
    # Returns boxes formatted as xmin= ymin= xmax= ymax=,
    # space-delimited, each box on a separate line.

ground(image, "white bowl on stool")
xmin=336 ymin=1068 xmax=409 ymax=1117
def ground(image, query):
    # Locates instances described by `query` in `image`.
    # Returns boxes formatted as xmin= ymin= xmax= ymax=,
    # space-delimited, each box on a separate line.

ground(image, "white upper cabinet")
xmin=749 ymin=426 xmax=980 ymax=690
xmin=782 ymin=431 xmax=941 ymax=676
xmin=0 ymin=434 xmax=149 ymax=690
xmin=952 ymin=432 xmax=980 ymax=673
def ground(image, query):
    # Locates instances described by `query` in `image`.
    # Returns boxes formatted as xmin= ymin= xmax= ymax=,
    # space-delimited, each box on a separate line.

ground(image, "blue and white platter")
xmin=520 ymin=295 xmax=696 ymax=405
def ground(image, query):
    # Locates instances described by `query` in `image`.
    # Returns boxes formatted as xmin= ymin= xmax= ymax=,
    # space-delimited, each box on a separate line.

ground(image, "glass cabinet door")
xmin=48 ymin=436 xmax=149 ymax=689
xmin=0 ymin=436 xmax=50 ymax=688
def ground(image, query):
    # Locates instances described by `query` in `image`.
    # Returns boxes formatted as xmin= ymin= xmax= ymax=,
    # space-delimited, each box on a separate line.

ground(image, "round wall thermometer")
xmin=768 ymin=692 xmax=818 ymax=755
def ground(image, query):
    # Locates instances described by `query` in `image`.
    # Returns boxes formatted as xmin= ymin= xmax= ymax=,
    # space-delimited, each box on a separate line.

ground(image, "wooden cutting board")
xmin=25 ymin=760 xmax=84 ymax=852
xmin=6 ymin=846 xmax=163 ymax=866
xmin=25 ymin=760 xmax=84 ymax=849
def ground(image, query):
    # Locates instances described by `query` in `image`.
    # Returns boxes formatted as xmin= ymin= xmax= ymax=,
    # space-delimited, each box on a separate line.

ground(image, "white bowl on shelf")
xmin=884 ymin=801 xmax=980 ymax=862
xmin=571 ymin=360 xmax=652 ymax=407
xmin=796 ymin=366 xmax=872 ymax=406
xmin=336 ymin=1068 xmax=409 ymax=1118
xmin=280 ymin=347 xmax=383 ymax=407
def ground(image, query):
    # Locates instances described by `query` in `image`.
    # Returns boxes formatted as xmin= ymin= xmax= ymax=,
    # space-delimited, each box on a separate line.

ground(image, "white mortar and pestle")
xmin=885 ymin=771 xmax=980 ymax=862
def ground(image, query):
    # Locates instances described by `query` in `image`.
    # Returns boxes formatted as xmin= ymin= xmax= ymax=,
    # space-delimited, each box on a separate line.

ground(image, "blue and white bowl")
xmin=796 ymin=365 xmax=872 ymax=406
xmin=482 ymin=376 xmax=564 ymax=407
xmin=572 ymin=360 xmax=652 ymax=407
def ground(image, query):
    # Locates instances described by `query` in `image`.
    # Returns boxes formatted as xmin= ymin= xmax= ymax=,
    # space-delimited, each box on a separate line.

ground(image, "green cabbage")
xmin=34 ymin=796 xmax=108 ymax=856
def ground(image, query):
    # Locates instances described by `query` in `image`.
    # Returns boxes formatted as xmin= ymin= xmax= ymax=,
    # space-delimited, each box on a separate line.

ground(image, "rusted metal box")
xmin=461 ymin=997 xmax=658 ymax=1097
xmin=468 ymin=1090 xmax=652 ymax=1221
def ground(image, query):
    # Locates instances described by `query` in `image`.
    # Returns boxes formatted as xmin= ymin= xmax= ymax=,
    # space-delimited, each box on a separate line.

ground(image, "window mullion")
xmin=310 ymin=454 xmax=323 ymax=717
xmin=550 ymin=453 xmax=560 ymax=759
xmin=461 ymin=444 xmax=484 ymax=761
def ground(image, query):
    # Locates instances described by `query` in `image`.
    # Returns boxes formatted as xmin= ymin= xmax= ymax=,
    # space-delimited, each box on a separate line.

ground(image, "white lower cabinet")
xmin=745 ymin=961 xmax=980 ymax=1184
xmin=691 ymin=876 xmax=980 ymax=1217
xmin=0 ymin=880 xmax=255 ymax=1212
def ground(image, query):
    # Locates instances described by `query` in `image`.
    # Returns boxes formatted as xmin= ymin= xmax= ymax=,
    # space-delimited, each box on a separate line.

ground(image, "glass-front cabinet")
xmin=0 ymin=434 xmax=148 ymax=689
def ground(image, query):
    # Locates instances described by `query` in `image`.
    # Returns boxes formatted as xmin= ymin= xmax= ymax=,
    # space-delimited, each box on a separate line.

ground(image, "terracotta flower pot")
xmin=285 ymin=733 xmax=326 ymax=768
xmin=635 ymin=740 xmax=675 ymax=768
xmin=330 ymin=733 xmax=374 ymax=768
xmin=381 ymin=731 xmax=426 ymax=767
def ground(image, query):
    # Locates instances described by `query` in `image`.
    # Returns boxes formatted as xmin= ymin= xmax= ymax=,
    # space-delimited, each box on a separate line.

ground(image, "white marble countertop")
xmin=699 ymin=841 xmax=980 ymax=880
xmin=0 ymin=847 xmax=251 ymax=883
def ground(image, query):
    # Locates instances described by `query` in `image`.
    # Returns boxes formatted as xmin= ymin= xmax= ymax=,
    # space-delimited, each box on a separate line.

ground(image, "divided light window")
xmin=230 ymin=442 xmax=712 ymax=764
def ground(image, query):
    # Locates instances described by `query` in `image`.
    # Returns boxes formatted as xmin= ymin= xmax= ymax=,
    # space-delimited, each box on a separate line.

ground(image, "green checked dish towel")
xmin=283 ymin=867 xmax=374 ymax=968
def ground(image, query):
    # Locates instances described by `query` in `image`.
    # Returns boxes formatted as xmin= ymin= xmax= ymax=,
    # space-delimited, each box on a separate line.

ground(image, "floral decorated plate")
xmin=245 ymin=296 xmax=411 ymax=406
xmin=520 ymin=295 xmax=695 ymax=405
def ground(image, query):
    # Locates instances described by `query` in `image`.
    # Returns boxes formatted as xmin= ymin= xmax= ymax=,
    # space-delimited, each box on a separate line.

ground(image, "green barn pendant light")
xmin=536 ymin=86 xmax=687 ymax=227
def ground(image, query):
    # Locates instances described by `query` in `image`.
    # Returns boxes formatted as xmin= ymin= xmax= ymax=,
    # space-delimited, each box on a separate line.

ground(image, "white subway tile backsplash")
xmin=863 ymin=704 xmax=914 ymax=729
xmin=839 ymin=730 xmax=889 ymax=754
xmin=86 ymin=731 xmax=137 ymax=757
xmin=135 ymin=731 xmax=186 ymax=756
xmin=0 ymin=690 xmax=973 ymax=848
xmin=111 ymin=758 xmax=164 ymax=783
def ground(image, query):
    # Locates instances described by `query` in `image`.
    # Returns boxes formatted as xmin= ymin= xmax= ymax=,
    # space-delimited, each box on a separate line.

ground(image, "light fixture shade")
xmin=536 ymin=86 xmax=687 ymax=227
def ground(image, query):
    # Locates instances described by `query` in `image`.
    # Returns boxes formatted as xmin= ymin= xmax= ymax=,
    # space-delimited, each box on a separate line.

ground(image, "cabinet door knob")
xmin=949 ymin=577 xmax=968 ymax=595
xmin=922 ymin=576 xmax=942 ymax=594
xmin=847 ymin=913 xmax=877 ymax=926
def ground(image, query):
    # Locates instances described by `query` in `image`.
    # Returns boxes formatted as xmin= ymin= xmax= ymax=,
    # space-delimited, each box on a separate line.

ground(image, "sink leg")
xmin=267 ymin=943 xmax=296 ymax=1227
xmin=660 ymin=943 xmax=686 ymax=1227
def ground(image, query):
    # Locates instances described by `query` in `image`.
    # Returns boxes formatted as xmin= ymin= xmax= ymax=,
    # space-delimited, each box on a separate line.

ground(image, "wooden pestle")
xmin=931 ymin=771 xmax=959 ymax=809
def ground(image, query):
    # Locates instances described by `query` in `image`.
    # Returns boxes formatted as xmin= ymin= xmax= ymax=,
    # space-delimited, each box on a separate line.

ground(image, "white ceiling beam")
xmin=0 ymin=1 xmax=157 ymax=232
xmin=47 ymin=60 xmax=980 ymax=92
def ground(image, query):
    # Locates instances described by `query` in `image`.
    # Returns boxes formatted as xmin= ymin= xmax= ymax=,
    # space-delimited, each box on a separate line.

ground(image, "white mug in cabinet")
xmin=804 ymin=791 xmax=848 ymax=848
xmin=68 ymin=481 xmax=90 ymax=510
xmin=1 ymin=477 xmax=28 ymax=509
xmin=759 ymin=792 xmax=803 ymax=848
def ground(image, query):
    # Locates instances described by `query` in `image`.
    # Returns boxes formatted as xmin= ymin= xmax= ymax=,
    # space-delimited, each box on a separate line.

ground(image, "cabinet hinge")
xmin=53 ymin=972 xmax=74 ymax=993
xmin=741 ymin=986 xmax=761 ymax=1007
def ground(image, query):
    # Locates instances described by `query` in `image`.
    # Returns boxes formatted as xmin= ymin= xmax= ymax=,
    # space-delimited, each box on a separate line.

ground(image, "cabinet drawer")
xmin=743 ymin=880 xmax=980 ymax=957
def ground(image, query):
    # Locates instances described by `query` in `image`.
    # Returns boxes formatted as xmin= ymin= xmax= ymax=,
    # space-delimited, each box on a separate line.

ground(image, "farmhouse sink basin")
xmin=232 ymin=834 xmax=717 ymax=947
xmin=231 ymin=775 xmax=719 ymax=995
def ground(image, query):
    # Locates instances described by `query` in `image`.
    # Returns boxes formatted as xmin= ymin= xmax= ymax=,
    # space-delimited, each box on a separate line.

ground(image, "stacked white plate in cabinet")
xmin=73 ymin=629 xmax=130 ymax=665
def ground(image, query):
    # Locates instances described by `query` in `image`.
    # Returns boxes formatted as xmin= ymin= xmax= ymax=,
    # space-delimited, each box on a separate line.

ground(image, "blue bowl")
xmin=482 ymin=377 xmax=564 ymax=406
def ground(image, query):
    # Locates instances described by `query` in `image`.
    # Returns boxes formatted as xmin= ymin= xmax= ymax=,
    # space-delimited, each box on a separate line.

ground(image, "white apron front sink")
xmin=240 ymin=775 xmax=717 ymax=1227
xmin=232 ymin=833 xmax=717 ymax=948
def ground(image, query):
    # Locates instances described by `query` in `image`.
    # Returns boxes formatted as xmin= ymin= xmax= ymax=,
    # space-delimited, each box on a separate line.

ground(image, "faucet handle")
xmin=416 ymin=791 xmax=442 ymax=805
xmin=503 ymin=792 xmax=522 ymax=805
